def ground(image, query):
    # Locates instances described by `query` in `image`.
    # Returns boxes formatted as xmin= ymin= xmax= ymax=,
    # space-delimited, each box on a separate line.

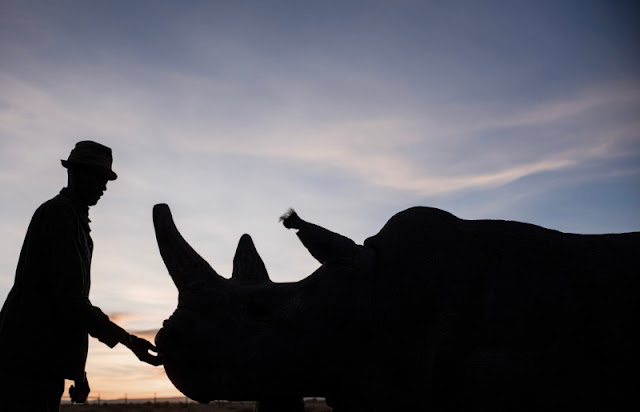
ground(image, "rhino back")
xmin=360 ymin=206 xmax=639 ymax=409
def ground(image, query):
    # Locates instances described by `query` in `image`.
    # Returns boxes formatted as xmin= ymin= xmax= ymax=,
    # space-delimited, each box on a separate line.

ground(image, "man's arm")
xmin=41 ymin=202 xmax=161 ymax=366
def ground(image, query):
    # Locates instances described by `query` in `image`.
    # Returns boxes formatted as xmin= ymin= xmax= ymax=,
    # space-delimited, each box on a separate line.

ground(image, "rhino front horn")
xmin=153 ymin=203 xmax=224 ymax=289
xmin=231 ymin=234 xmax=271 ymax=284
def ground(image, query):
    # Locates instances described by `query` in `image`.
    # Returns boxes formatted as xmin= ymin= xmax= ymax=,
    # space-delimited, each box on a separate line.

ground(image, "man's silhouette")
xmin=0 ymin=141 xmax=162 ymax=411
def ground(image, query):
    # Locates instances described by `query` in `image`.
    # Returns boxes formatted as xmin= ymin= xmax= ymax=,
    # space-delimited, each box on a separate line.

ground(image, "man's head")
xmin=62 ymin=141 xmax=117 ymax=206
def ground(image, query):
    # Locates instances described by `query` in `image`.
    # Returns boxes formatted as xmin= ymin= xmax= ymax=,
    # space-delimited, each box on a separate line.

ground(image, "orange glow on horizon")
xmin=77 ymin=337 xmax=182 ymax=400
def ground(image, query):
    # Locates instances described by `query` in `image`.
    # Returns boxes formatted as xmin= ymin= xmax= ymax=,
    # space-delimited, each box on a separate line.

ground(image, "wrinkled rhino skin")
xmin=153 ymin=204 xmax=639 ymax=411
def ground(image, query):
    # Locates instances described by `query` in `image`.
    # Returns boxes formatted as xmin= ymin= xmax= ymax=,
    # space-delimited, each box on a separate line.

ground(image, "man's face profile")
xmin=70 ymin=166 xmax=109 ymax=206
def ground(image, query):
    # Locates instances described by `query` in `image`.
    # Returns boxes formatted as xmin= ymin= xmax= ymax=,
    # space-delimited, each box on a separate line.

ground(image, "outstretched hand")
xmin=69 ymin=373 xmax=90 ymax=403
xmin=124 ymin=334 xmax=163 ymax=366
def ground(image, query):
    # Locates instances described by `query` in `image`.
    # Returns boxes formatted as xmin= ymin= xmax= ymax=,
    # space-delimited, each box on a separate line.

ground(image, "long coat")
xmin=0 ymin=188 xmax=125 ymax=380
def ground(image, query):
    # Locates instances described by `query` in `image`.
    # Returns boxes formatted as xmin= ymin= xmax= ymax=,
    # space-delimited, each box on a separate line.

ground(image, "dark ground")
xmin=60 ymin=399 xmax=331 ymax=411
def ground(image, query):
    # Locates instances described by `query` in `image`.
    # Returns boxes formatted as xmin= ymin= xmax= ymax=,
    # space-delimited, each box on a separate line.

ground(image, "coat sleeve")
xmin=38 ymin=203 xmax=127 ymax=348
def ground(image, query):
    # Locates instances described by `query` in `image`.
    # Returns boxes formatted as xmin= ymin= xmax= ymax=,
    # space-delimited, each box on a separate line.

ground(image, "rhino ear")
xmin=154 ymin=203 xmax=224 ymax=290
xmin=231 ymin=234 xmax=271 ymax=284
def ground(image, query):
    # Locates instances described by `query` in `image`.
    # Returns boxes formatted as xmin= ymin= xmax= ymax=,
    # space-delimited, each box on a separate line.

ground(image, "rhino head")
xmin=153 ymin=204 xmax=376 ymax=404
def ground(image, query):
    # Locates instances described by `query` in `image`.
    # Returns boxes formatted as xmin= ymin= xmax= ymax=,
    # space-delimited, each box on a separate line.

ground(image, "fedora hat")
xmin=61 ymin=140 xmax=118 ymax=180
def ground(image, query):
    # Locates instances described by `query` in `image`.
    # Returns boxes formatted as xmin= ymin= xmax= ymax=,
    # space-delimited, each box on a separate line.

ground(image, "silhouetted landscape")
xmin=60 ymin=399 xmax=331 ymax=411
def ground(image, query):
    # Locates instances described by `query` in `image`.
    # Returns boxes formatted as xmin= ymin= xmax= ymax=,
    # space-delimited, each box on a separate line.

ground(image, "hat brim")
xmin=61 ymin=159 xmax=118 ymax=181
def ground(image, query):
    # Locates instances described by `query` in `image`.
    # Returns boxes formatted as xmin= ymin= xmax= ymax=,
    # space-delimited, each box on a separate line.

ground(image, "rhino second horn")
xmin=231 ymin=234 xmax=271 ymax=284
xmin=153 ymin=203 xmax=224 ymax=289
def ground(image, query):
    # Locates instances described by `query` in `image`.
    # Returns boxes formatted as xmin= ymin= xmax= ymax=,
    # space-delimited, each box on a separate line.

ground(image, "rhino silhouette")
xmin=153 ymin=204 xmax=639 ymax=411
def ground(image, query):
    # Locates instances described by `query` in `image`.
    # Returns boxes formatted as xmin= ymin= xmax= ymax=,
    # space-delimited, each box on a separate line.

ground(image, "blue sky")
xmin=1 ymin=0 xmax=639 ymax=400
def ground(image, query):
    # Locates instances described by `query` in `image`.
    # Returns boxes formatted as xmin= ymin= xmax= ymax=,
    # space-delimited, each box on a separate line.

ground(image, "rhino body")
xmin=153 ymin=204 xmax=639 ymax=411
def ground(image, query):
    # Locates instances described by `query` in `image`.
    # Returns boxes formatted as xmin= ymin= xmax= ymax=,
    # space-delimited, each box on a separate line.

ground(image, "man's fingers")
xmin=139 ymin=343 xmax=159 ymax=355
xmin=141 ymin=352 xmax=163 ymax=366
xmin=149 ymin=356 xmax=163 ymax=366
xmin=132 ymin=343 xmax=163 ymax=365
xmin=132 ymin=335 xmax=157 ymax=351
xmin=126 ymin=335 xmax=162 ymax=365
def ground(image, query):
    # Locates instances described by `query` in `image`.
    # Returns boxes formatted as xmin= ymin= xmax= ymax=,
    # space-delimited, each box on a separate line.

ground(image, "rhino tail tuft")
xmin=280 ymin=208 xmax=302 ymax=230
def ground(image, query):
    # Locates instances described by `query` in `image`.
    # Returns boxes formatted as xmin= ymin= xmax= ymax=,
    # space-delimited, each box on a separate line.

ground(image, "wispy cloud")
xmin=175 ymin=81 xmax=637 ymax=197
